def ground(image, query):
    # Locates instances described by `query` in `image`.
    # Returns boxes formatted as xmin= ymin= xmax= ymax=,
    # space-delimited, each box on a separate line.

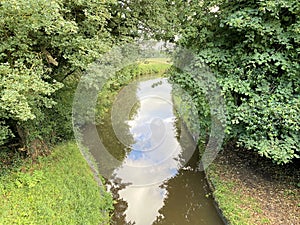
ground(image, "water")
xmin=84 ymin=78 xmax=224 ymax=225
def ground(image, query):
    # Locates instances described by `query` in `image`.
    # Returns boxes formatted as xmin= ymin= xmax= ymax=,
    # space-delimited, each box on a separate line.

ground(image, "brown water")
xmin=84 ymin=78 xmax=224 ymax=225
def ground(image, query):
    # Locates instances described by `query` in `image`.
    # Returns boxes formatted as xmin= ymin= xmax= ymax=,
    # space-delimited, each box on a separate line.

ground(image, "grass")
xmin=137 ymin=58 xmax=172 ymax=75
xmin=206 ymin=164 xmax=269 ymax=225
xmin=171 ymin=84 xmax=273 ymax=224
xmin=0 ymin=142 xmax=113 ymax=225
xmin=207 ymin=164 xmax=252 ymax=225
xmin=133 ymin=58 xmax=172 ymax=77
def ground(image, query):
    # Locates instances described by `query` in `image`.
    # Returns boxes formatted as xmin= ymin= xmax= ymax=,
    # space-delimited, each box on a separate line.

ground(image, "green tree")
xmin=171 ymin=0 xmax=300 ymax=164
xmin=0 ymin=0 xmax=177 ymax=156
xmin=0 ymin=0 xmax=117 ymax=155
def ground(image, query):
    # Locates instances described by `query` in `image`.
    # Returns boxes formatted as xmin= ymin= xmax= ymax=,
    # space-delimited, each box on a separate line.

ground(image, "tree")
xmin=171 ymin=0 xmax=300 ymax=164
xmin=0 ymin=0 xmax=178 ymax=156
xmin=0 ymin=0 xmax=119 ymax=154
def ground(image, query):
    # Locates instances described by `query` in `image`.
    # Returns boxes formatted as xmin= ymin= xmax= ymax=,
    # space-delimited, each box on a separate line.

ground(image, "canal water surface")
xmin=85 ymin=77 xmax=224 ymax=225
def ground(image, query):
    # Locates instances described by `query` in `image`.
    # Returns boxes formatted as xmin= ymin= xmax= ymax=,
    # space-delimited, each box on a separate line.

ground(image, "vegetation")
xmin=207 ymin=164 xmax=269 ymax=225
xmin=164 ymin=1 xmax=300 ymax=223
xmin=0 ymin=142 xmax=113 ymax=224
xmin=1 ymin=0 xmax=299 ymax=224
xmin=96 ymin=58 xmax=172 ymax=123
xmin=0 ymin=0 xmax=111 ymax=154
xmin=169 ymin=0 xmax=300 ymax=164
xmin=206 ymin=146 xmax=300 ymax=225
xmin=0 ymin=0 xmax=167 ymax=156
xmin=0 ymin=1 xmax=171 ymax=223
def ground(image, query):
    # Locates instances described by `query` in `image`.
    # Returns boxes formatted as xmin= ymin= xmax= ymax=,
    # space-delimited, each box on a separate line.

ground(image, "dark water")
xmin=84 ymin=78 xmax=224 ymax=225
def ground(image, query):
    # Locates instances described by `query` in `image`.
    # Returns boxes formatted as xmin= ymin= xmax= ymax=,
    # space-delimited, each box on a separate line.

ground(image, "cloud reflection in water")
xmin=109 ymin=78 xmax=183 ymax=225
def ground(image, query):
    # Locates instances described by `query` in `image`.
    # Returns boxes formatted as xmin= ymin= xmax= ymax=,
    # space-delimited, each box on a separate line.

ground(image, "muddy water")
xmin=86 ymin=78 xmax=224 ymax=225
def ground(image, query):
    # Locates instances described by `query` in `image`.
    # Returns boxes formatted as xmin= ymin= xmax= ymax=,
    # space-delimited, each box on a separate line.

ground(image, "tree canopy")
xmin=0 ymin=0 xmax=113 ymax=150
xmin=1 ymin=0 xmax=299 ymax=164
xmin=170 ymin=0 xmax=300 ymax=164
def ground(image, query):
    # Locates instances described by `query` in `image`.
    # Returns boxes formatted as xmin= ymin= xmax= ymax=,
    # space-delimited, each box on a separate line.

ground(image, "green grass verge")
xmin=207 ymin=165 xmax=252 ymax=225
xmin=137 ymin=58 xmax=172 ymax=75
xmin=206 ymin=164 xmax=269 ymax=225
xmin=0 ymin=142 xmax=113 ymax=225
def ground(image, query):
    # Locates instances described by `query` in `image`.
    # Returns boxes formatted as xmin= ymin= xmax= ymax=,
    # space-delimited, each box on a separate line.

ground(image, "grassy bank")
xmin=0 ymin=142 xmax=113 ymax=224
xmin=206 ymin=147 xmax=300 ymax=225
xmin=206 ymin=163 xmax=267 ymax=225
xmin=137 ymin=58 xmax=172 ymax=75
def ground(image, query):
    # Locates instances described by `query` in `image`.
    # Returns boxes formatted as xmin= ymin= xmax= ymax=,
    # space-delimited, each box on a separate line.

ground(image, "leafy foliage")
xmin=171 ymin=0 xmax=300 ymax=164
xmin=0 ymin=0 xmax=177 ymax=155
xmin=109 ymin=0 xmax=180 ymax=41
xmin=0 ymin=0 xmax=141 ymax=154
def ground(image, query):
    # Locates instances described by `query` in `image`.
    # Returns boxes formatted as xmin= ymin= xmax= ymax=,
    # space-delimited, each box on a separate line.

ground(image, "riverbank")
xmin=206 ymin=145 xmax=300 ymax=225
xmin=0 ymin=142 xmax=113 ymax=224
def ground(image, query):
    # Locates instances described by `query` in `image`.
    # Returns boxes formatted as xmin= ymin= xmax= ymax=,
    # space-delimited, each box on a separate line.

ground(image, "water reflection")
xmin=95 ymin=78 xmax=223 ymax=225
xmin=108 ymin=78 xmax=181 ymax=224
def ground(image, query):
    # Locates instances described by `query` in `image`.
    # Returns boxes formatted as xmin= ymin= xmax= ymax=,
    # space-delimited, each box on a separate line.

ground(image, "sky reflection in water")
xmin=109 ymin=78 xmax=182 ymax=225
xmin=107 ymin=78 xmax=224 ymax=225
